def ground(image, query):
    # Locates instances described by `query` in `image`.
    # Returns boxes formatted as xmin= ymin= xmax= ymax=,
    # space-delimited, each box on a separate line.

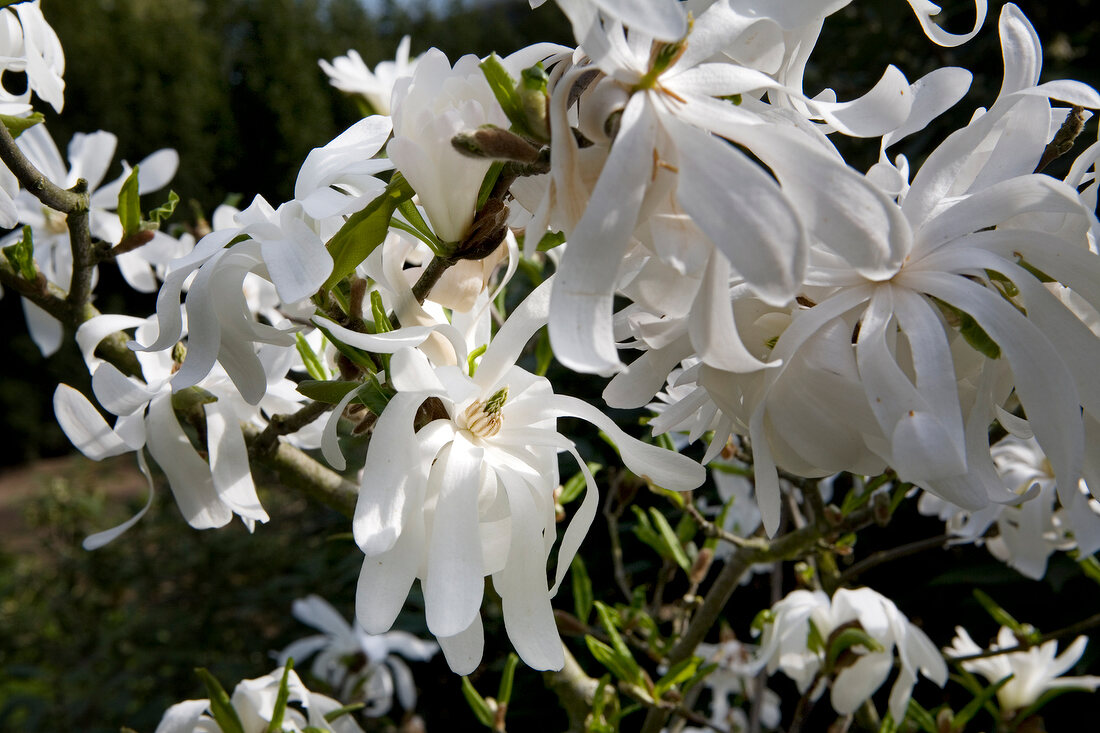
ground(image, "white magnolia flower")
xmin=320 ymin=36 xmax=418 ymax=115
xmin=340 ymin=278 xmax=704 ymax=673
xmin=155 ymin=667 xmax=364 ymax=733
xmin=753 ymin=587 xmax=948 ymax=722
xmin=0 ymin=0 xmax=64 ymax=115
xmin=695 ymin=638 xmax=782 ymax=731
xmin=917 ymin=436 xmax=1100 ymax=580
xmin=53 ymin=314 xmax=283 ymax=547
xmin=3 ymin=123 xmax=180 ymax=355
xmin=387 ymin=48 xmax=508 ymax=244
xmin=946 ymin=626 xmax=1100 ymax=713
xmin=278 ymin=595 xmax=438 ymax=717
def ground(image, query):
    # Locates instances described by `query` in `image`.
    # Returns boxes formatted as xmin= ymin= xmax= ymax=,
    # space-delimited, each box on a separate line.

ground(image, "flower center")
xmin=462 ymin=386 xmax=508 ymax=439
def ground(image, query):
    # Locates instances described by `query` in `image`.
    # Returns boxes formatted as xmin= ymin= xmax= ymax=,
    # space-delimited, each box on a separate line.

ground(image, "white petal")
xmin=906 ymin=0 xmax=987 ymax=47
xmin=83 ymin=451 xmax=156 ymax=550
xmin=53 ymin=384 xmax=133 ymax=460
xmin=145 ymin=393 xmax=232 ymax=530
xmin=474 ymin=277 xmax=554 ymax=391
xmin=811 ymin=65 xmax=913 ymax=138
xmin=437 ymin=614 xmax=485 ymax=675
xmin=669 ymin=116 xmax=804 ymax=305
xmin=425 ymin=435 xmax=486 ymax=637
xmin=313 ymin=315 xmax=436 ymax=354
xmin=205 ymin=399 xmax=269 ymax=524
xmin=495 ymin=469 xmax=565 ymax=670
xmin=549 ymin=94 xmax=657 ymax=375
xmin=689 ymin=250 xmax=778 ymax=372
xmin=355 ymin=391 xmax=433 ymax=555
xmin=356 ymin=511 xmax=424 ymax=634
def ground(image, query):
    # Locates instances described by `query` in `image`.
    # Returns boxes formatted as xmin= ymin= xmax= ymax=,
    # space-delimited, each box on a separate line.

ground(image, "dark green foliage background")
xmin=0 ymin=1 xmax=1098 ymax=732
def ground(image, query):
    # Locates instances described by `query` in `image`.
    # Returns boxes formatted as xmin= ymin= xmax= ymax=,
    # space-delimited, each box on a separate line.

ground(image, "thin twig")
xmin=836 ymin=533 xmax=952 ymax=585
xmin=948 ymin=612 xmax=1100 ymax=663
xmin=0 ymin=121 xmax=87 ymax=213
xmin=250 ymin=400 xmax=333 ymax=458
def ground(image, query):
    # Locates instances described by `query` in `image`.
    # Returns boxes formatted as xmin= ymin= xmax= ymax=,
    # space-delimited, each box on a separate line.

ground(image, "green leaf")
xmin=479 ymin=55 xmax=532 ymax=139
xmin=295 ymin=379 xmax=359 ymax=404
xmin=294 ymin=333 xmax=328 ymax=381
xmin=571 ymin=555 xmax=594 ymax=624
xmin=3 ymin=225 xmax=36 ymax=281
xmin=903 ymin=698 xmax=939 ymax=733
xmin=629 ymin=505 xmax=665 ymax=553
xmin=535 ymin=230 xmax=566 ymax=251
xmin=877 ymin=710 xmax=899 ymax=733
xmin=322 ymin=702 xmax=365 ymax=723
xmin=653 ymin=656 xmax=699 ymax=697
xmin=0 ymin=111 xmax=43 ymax=138
xmin=534 ymin=328 xmax=553 ymax=376
xmin=324 ymin=173 xmax=414 ymax=290
xmin=195 ymin=668 xmax=245 ymax=733
xmin=972 ymin=589 xmax=1023 ymax=632
xmin=461 ymin=676 xmax=496 ymax=727
xmin=937 ymin=299 xmax=1001 ymax=359
xmin=312 ymin=320 xmax=377 ymax=373
xmin=118 ymin=165 xmax=142 ymax=238
xmin=559 ymin=462 xmax=600 ymax=505
xmin=682 ymin=662 xmax=718 ymax=695
xmin=477 ymin=160 xmax=506 ymax=211
xmin=585 ymin=636 xmax=638 ymax=685
xmin=266 ymin=660 xmax=294 ymax=733
xmin=825 ymin=627 xmax=884 ymax=672
xmin=356 ymin=372 xmax=395 ymax=416
xmin=648 ymin=507 xmax=691 ymax=571
xmin=148 ymin=190 xmax=180 ymax=225
xmin=498 ymin=653 xmax=519 ymax=706
xmin=594 ymin=602 xmax=641 ymax=684
xmin=953 ymin=673 xmax=1013 ymax=729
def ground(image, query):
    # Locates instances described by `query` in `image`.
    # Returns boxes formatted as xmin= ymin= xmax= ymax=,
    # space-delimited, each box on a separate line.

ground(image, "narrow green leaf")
xmin=953 ymin=673 xmax=1013 ymax=729
xmin=585 ymin=636 xmax=637 ymax=685
xmin=357 ymin=372 xmax=395 ymax=416
xmin=648 ymin=507 xmax=691 ymax=571
xmin=972 ymin=589 xmax=1022 ymax=632
xmin=571 ymin=555 xmax=594 ymax=624
xmin=653 ymin=656 xmax=699 ymax=697
xmin=683 ymin=661 xmax=718 ymax=695
xmin=295 ymin=379 xmax=359 ymax=404
xmin=877 ymin=710 xmax=900 ymax=733
xmin=322 ymin=702 xmax=365 ymax=723
xmin=1076 ymin=553 xmax=1100 ymax=586
xmin=3 ymin=225 xmax=36 ymax=281
xmin=324 ymin=173 xmax=414 ymax=290
xmin=294 ymin=333 xmax=328 ymax=381
xmin=370 ymin=290 xmax=393 ymax=334
xmin=461 ymin=676 xmax=496 ymax=727
xmin=629 ymin=505 xmax=665 ymax=552
xmin=535 ymin=230 xmax=566 ymax=251
xmin=148 ymin=190 xmax=180 ymax=225
xmin=594 ymin=602 xmax=641 ymax=684
xmin=498 ymin=653 xmax=519 ymax=706
xmin=825 ymin=627 xmax=884 ymax=672
xmin=903 ymin=698 xmax=939 ymax=733
xmin=478 ymin=55 xmax=531 ymax=138
xmin=195 ymin=668 xmax=245 ymax=733
xmin=477 ymin=160 xmax=506 ymax=211
xmin=118 ymin=165 xmax=142 ymax=237
xmin=0 ymin=111 xmax=43 ymax=138
xmin=559 ymin=462 xmax=600 ymax=505
xmin=534 ymin=328 xmax=553 ymax=376
xmin=266 ymin=660 xmax=294 ymax=733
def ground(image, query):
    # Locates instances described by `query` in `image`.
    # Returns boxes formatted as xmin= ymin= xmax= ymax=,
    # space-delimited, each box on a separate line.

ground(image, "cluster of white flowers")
xmin=4 ymin=0 xmax=1099 ymax=726
xmin=751 ymin=587 xmax=948 ymax=723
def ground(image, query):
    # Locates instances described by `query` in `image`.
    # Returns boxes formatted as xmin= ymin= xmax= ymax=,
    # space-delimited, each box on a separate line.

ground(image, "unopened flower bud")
xmin=452 ymin=125 xmax=541 ymax=163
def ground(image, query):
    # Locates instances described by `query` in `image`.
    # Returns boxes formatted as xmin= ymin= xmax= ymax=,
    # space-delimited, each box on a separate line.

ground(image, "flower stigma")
xmin=462 ymin=386 xmax=508 ymax=439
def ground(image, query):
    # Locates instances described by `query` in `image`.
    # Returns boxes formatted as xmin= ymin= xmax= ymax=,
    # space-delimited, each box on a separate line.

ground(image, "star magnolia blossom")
xmin=277 ymin=595 xmax=438 ymax=717
xmin=3 ymin=123 xmax=181 ymax=355
xmin=946 ymin=626 xmax=1100 ymax=713
xmin=340 ymin=279 xmax=704 ymax=672
xmin=319 ymin=35 xmax=417 ymax=115
xmin=752 ymin=587 xmax=947 ymax=722
xmin=155 ymin=667 xmax=364 ymax=733
xmin=0 ymin=0 xmax=64 ymax=116
xmin=52 ymin=314 xmax=309 ymax=548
